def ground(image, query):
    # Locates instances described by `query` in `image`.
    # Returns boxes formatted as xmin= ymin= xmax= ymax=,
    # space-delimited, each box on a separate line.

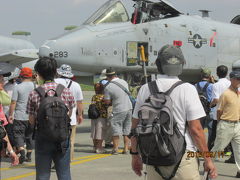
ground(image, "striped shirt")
xmin=26 ymin=82 xmax=75 ymax=117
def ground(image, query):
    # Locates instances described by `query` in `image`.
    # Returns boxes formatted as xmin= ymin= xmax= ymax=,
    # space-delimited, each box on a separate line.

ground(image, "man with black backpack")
xmin=195 ymin=68 xmax=213 ymax=128
xmin=27 ymin=57 xmax=75 ymax=180
xmin=195 ymin=68 xmax=214 ymax=151
xmin=130 ymin=45 xmax=217 ymax=180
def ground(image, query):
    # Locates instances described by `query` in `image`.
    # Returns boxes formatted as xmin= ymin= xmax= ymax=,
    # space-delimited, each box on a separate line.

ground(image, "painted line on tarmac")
xmin=83 ymin=102 xmax=90 ymax=105
xmin=2 ymin=172 xmax=36 ymax=180
xmin=1 ymin=154 xmax=110 ymax=180
xmin=71 ymin=154 xmax=111 ymax=165
xmin=0 ymin=153 xmax=104 ymax=171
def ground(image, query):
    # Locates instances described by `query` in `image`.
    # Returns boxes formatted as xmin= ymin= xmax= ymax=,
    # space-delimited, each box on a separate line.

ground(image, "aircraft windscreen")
xmin=84 ymin=1 xmax=129 ymax=25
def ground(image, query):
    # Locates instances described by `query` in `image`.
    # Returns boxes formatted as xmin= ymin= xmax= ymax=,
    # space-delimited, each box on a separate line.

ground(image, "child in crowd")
xmin=90 ymin=83 xmax=108 ymax=154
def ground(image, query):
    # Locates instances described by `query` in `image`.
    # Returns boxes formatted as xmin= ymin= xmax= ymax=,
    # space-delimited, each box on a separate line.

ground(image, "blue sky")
xmin=0 ymin=0 xmax=239 ymax=47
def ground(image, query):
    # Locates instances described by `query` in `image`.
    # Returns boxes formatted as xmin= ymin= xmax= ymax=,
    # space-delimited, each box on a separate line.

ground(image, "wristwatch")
xmin=130 ymin=149 xmax=139 ymax=155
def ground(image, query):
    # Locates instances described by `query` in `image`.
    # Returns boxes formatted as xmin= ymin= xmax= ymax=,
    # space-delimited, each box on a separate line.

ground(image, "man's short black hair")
xmin=217 ymin=65 xmax=228 ymax=78
xmin=34 ymin=57 xmax=57 ymax=81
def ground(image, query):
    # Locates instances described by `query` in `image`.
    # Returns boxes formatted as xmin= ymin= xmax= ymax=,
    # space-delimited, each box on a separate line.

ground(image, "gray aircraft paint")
xmin=39 ymin=0 xmax=240 ymax=82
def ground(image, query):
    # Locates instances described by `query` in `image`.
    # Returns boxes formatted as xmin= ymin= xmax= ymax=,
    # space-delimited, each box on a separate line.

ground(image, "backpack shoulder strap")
xmin=165 ymin=81 xmax=186 ymax=95
xmin=55 ymin=84 xmax=65 ymax=97
xmin=67 ymin=80 xmax=72 ymax=89
xmin=202 ymin=82 xmax=210 ymax=92
xmin=148 ymin=81 xmax=159 ymax=95
xmin=35 ymin=86 xmax=46 ymax=98
xmin=110 ymin=81 xmax=131 ymax=96
xmin=196 ymin=82 xmax=202 ymax=93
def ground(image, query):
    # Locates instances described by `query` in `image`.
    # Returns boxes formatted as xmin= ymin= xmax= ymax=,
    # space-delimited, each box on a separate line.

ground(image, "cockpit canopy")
xmin=83 ymin=0 xmax=182 ymax=25
xmin=84 ymin=0 xmax=129 ymax=25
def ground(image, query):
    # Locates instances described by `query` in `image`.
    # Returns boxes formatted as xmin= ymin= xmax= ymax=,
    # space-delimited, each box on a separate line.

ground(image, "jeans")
xmin=208 ymin=120 xmax=217 ymax=150
xmin=200 ymin=115 xmax=213 ymax=150
xmin=35 ymin=135 xmax=71 ymax=180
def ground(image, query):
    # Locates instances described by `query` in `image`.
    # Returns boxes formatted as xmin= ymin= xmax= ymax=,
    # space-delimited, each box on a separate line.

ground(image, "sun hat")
xmin=99 ymin=69 xmax=107 ymax=80
xmin=57 ymin=64 xmax=74 ymax=78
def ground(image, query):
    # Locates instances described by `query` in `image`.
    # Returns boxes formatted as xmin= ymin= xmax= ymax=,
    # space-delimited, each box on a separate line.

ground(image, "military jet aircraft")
xmin=39 ymin=0 xmax=240 ymax=82
xmin=0 ymin=34 xmax=38 ymax=66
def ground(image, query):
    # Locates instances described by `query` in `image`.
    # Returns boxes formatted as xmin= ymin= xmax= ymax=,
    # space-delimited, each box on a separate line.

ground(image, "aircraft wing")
xmin=0 ymin=49 xmax=38 ymax=65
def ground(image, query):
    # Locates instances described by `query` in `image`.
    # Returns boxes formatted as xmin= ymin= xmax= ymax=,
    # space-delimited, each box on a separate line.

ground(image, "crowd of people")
xmin=0 ymin=57 xmax=83 ymax=179
xmin=0 ymin=44 xmax=240 ymax=180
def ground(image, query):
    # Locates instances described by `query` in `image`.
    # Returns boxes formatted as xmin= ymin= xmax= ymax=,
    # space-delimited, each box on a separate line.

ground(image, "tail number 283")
xmin=54 ymin=51 xmax=68 ymax=58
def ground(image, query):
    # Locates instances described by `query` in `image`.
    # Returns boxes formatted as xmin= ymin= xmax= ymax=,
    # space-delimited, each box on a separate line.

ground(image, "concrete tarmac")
xmin=0 ymin=91 xmax=238 ymax=180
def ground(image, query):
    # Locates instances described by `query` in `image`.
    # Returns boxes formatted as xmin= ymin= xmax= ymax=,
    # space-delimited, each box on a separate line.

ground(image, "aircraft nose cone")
xmin=39 ymin=40 xmax=56 ymax=58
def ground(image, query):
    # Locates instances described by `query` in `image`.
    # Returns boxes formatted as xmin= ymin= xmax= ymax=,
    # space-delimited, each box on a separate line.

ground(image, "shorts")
xmin=13 ymin=120 xmax=34 ymax=149
xmin=111 ymin=110 xmax=132 ymax=136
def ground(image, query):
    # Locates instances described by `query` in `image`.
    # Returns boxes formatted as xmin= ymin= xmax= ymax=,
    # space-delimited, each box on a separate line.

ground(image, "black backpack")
xmin=88 ymin=104 xmax=100 ymax=119
xmin=196 ymin=82 xmax=210 ymax=115
xmin=136 ymin=81 xmax=186 ymax=180
xmin=35 ymin=84 xmax=71 ymax=143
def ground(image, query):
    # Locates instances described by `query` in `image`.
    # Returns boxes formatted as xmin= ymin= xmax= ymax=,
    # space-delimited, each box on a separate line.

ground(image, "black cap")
xmin=230 ymin=71 xmax=240 ymax=79
xmin=105 ymin=68 xmax=116 ymax=76
xmin=0 ymin=63 xmax=16 ymax=77
xmin=156 ymin=45 xmax=185 ymax=76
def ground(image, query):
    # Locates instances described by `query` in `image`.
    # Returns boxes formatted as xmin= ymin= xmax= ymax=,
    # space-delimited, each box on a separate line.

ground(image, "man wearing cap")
xmin=195 ymin=68 xmax=213 ymax=149
xmin=55 ymin=64 xmax=84 ymax=161
xmin=131 ymin=45 xmax=217 ymax=179
xmin=211 ymin=71 xmax=240 ymax=178
xmin=9 ymin=67 xmax=35 ymax=164
xmin=104 ymin=68 xmax=132 ymax=155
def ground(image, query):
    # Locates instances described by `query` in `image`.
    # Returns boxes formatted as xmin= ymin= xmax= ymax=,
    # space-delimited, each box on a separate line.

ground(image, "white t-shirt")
xmin=133 ymin=75 xmax=206 ymax=151
xmin=104 ymin=77 xmax=132 ymax=113
xmin=211 ymin=78 xmax=231 ymax=120
xmin=55 ymin=78 xmax=83 ymax=125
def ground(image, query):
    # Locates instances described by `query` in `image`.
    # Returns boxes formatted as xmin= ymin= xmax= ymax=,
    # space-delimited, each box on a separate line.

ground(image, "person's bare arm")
xmin=217 ymin=109 xmax=223 ymax=121
xmin=8 ymin=100 xmax=16 ymax=124
xmin=188 ymin=120 xmax=217 ymax=179
xmin=210 ymin=98 xmax=218 ymax=108
xmin=131 ymin=118 xmax=143 ymax=176
xmin=29 ymin=114 xmax=35 ymax=125
xmin=3 ymin=131 xmax=19 ymax=165
xmin=68 ymin=109 xmax=72 ymax=118
xmin=76 ymin=100 xmax=83 ymax=124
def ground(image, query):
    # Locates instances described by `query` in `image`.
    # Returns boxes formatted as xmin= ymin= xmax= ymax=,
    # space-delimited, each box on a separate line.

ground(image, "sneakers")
xmin=122 ymin=150 xmax=129 ymax=155
xmin=111 ymin=149 xmax=119 ymax=155
xmin=25 ymin=152 xmax=32 ymax=162
xmin=25 ymin=157 xmax=32 ymax=162
xmin=236 ymin=172 xmax=240 ymax=178
xmin=19 ymin=150 xmax=26 ymax=164
xmin=105 ymin=144 xmax=114 ymax=149
xmin=224 ymin=155 xmax=235 ymax=164
xmin=19 ymin=155 xmax=26 ymax=164
xmin=95 ymin=149 xmax=107 ymax=154
xmin=224 ymin=152 xmax=231 ymax=156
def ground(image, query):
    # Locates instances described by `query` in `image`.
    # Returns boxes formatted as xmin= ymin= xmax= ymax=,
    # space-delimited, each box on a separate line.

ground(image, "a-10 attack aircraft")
xmin=0 ymin=35 xmax=38 ymax=66
xmin=39 ymin=0 xmax=240 ymax=82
